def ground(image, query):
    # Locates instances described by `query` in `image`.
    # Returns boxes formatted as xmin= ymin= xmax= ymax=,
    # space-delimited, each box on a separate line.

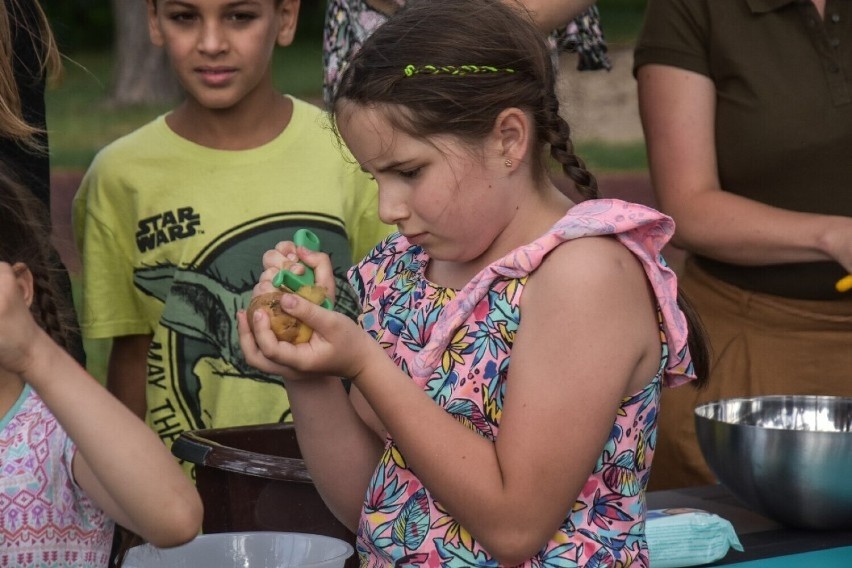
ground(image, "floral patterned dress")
xmin=347 ymin=200 xmax=698 ymax=567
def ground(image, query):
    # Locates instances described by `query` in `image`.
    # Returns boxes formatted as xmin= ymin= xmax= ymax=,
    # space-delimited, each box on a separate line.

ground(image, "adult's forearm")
xmin=638 ymin=63 xmax=852 ymax=272
xmin=660 ymin=188 xmax=852 ymax=269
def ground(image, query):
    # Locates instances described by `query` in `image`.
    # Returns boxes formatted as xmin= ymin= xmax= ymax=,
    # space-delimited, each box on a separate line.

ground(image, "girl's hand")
xmin=239 ymin=293 xmax=376 ymax=381
xmin=259 ymin=240 xmax=338 ymax=300
xmin=0 ymin=262 xmax=44 ymax=375
xmin=240 ymin=241 xmax=378 ymax=380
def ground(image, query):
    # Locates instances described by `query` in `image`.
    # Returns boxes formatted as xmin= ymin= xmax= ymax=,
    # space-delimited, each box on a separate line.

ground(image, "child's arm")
xmin=238 ymin=244 xmax=386 ymax=530
xmin=239 ymin=319 xmax=385 ymax=530
xmin=247 ymin=239 xmax=662 ymax=565
xmin=37 ymin=343 xmax=203 ymax=547
xmin=0 ymin=264 xmax=203 ymax=548
xmin=273 ymin=371 xmax=385 ymax=531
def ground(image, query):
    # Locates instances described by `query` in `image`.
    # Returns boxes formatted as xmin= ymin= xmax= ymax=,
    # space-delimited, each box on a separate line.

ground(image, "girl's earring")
xmin=504 ymin=159 xmax=513 ymax=168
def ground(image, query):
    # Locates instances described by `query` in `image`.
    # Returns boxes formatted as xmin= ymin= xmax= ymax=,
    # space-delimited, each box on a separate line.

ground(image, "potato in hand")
xmin=247 ymin=285 xmax=328 ymax=343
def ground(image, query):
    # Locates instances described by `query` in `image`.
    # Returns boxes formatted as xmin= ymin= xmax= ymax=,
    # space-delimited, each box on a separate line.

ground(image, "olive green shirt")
xmin=634 ymin=0 xmax=852 ymax=300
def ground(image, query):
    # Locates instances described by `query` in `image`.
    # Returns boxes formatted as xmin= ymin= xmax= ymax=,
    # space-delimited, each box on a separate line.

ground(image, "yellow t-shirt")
xmin=73 ymin=97 xmax=391 ymax=472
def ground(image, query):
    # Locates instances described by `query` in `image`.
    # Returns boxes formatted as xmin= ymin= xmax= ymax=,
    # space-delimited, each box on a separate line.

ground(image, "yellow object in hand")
xmin=836 ymin=275 xmax=852 ymax=293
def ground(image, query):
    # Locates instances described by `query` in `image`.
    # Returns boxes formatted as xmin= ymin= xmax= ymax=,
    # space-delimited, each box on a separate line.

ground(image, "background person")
xmin=634 ymin=0 xmax=852 ymax=490
xmin=0 ymin=168 xmax=203 ymax=568
xmin=72 ymin=0 xmax=392 ymax=478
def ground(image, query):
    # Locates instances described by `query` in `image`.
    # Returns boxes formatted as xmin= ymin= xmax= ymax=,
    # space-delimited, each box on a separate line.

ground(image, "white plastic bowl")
xmin=122 ymin=531 xmax=355 ymax=568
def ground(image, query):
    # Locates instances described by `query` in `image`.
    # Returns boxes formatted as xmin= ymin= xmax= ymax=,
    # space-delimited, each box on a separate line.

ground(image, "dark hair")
xmin=331 ymin=0 xmax=599 ymax=201
xmin=332 ymin=0 xmax=710 ymax=387
xmin=677 ymin=288 xmax=710 ymax=388
xmin=0 ymin=166 xmax=74 ymax=350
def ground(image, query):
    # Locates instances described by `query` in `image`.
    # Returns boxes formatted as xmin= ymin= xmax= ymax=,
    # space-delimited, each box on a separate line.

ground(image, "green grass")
xmin=578 ymin=141 xmax=647 ymax=173
xmin=46 ymin=52 xmax=169 ymax=170
xmin=598 ymin=0 xmax=647 ymax=47
xmin=46 ymin=41 xmax=324 ymax=170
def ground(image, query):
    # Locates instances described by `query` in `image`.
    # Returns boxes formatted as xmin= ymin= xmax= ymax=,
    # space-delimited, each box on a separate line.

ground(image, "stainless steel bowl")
xmin=695 ymin=395 xmax=852 ymax=530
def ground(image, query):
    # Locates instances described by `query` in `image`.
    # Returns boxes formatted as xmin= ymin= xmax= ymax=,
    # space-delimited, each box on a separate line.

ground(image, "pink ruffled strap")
xmin=410 ymin=199 xmax=697 ymax=388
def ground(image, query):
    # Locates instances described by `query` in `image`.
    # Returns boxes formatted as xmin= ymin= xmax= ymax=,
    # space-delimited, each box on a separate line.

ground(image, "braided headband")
xmin=403 ymin=64 xmax=515 ymax=77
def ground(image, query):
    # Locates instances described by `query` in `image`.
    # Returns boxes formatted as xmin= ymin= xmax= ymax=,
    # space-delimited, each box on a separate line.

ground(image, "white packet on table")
xmin=646 ymin=508 xmax=744 ymax=567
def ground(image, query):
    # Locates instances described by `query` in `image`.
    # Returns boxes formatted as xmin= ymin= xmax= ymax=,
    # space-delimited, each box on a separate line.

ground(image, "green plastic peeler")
xmin=271 ymin=228 xmax=333 ymax=309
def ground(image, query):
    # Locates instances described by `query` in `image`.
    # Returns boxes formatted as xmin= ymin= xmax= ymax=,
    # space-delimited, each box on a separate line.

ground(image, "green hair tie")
xmin=403 ymin=64 xmax=515 ymax=77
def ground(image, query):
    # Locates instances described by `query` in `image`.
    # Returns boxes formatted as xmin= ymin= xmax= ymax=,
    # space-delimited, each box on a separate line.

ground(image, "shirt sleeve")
xmin=633 ymin=0 xmax=712 ymax=78
xmin=72 ymin=157 xmax=153 ymax=339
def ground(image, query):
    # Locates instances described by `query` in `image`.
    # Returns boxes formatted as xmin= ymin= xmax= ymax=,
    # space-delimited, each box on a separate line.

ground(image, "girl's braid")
xmin=542 ymin=88 xmax=600 ymax=201
xmin=27 ymin=259 xmax=71 ymax=351
xmin=0 ymin=168 xmax=74 ymax=351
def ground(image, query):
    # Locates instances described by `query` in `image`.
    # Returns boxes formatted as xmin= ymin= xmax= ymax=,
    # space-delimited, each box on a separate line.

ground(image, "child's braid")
xmin=0 ymin=168 xmax=75 ymax=351
xmin=543 ymin=89 xmax=600 ymax=201
xmin=28 ymin=261 xmax=71 ymax=351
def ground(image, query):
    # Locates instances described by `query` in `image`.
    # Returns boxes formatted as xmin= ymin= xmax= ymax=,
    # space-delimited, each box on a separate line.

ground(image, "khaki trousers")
xmin=649 ymin=258 xmax=852 ymax=490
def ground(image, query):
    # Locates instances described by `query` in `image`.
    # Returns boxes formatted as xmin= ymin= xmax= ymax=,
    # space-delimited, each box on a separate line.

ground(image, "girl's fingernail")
xmin=280 ymin=294 xmax=297 ymax=308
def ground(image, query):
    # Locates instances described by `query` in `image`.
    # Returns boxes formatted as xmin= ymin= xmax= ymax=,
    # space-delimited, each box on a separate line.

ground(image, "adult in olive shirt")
xmin=634 ymin=0 xmax=852 ymax=489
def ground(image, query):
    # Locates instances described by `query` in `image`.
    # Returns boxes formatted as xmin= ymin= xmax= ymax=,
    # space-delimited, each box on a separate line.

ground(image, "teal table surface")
xmin=723 ymin=545 xmax=852 ymax=567
xmin=647 ymin=485 xmax=852 ymax=566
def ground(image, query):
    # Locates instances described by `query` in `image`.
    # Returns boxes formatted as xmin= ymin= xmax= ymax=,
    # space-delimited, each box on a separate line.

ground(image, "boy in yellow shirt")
xmin=73 ymin=0 xmax=391 ymax=475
